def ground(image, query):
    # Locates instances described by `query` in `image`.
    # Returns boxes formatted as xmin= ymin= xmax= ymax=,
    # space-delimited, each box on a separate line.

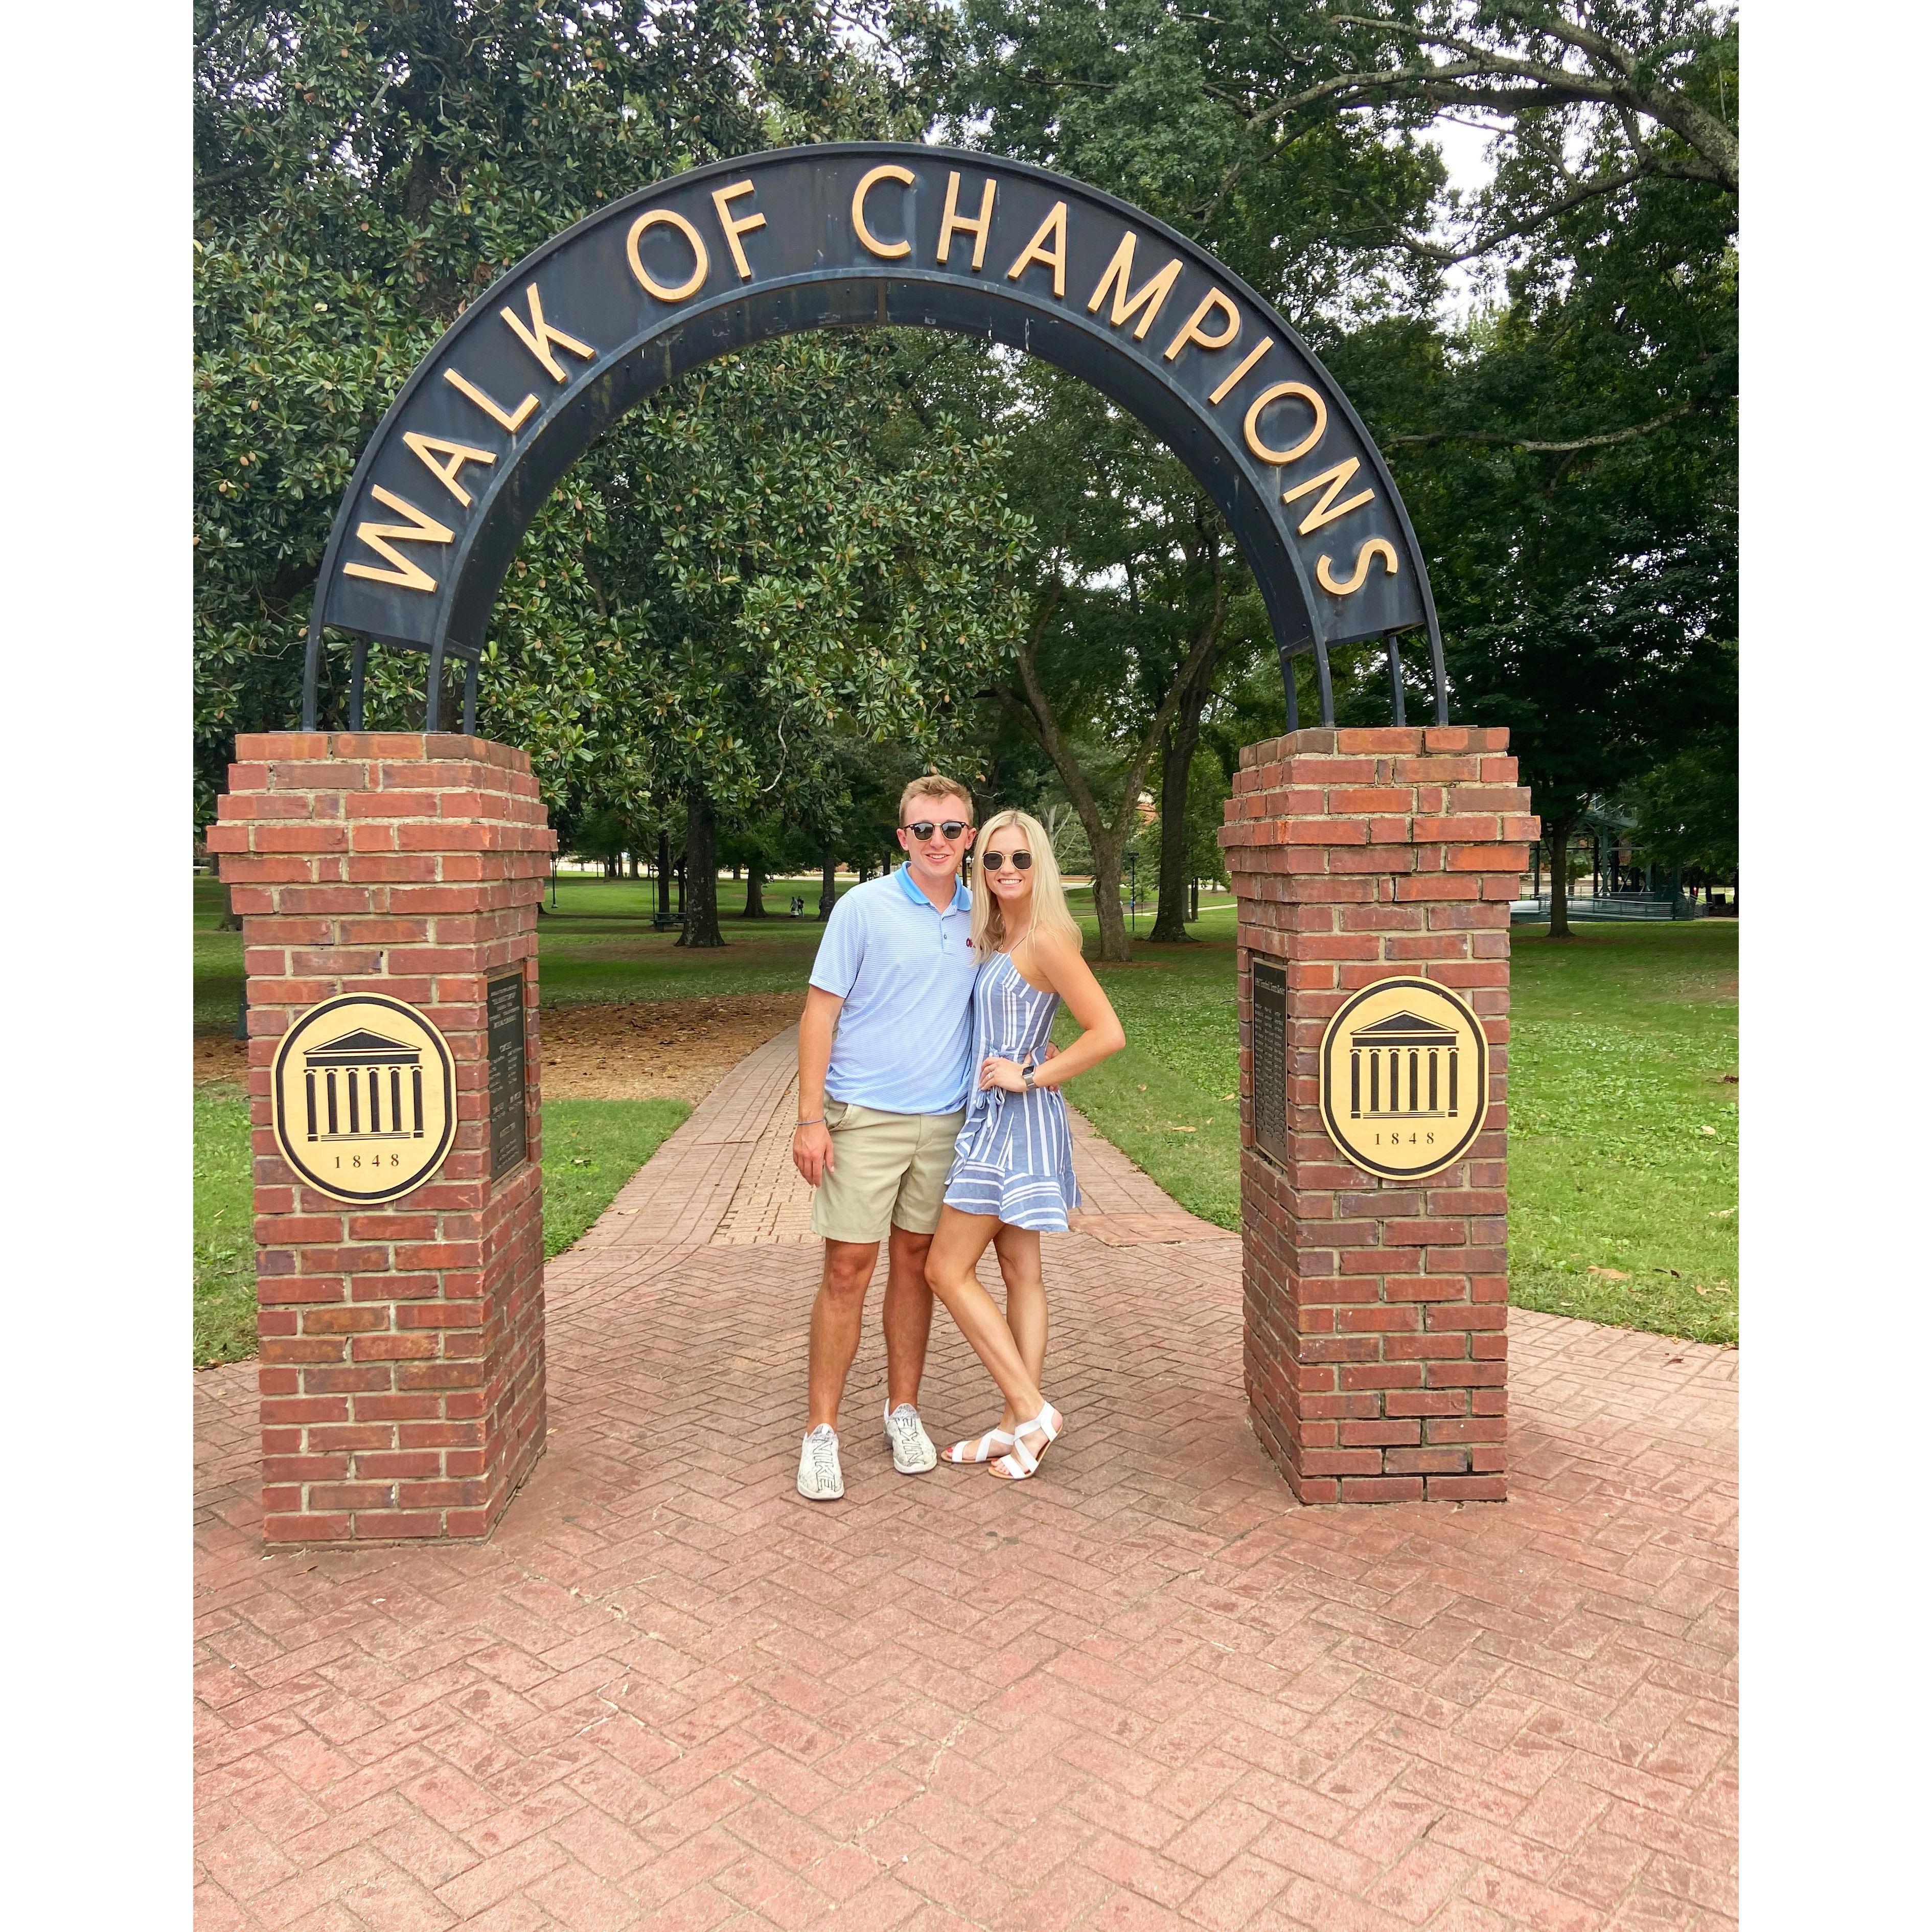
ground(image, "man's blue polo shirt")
xmin=809 ymin=865 xmax=978 ymax=1115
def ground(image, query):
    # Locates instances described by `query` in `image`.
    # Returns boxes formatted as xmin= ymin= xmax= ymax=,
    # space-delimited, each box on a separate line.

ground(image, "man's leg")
xmin=882 ymin=1224 xmax=934 ymax=1412
xmin=808 ymin=1238 xmax=880 ymax=1430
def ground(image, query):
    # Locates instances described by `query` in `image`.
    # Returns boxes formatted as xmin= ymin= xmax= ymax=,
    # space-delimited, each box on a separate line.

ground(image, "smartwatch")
xmin=1021 ymin=1062 xmax=1038 ymax=1090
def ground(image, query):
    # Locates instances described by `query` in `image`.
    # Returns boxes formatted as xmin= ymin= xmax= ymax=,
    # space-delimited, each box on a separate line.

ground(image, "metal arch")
xmin=302 ymin=142 xmax=1449 ymax=733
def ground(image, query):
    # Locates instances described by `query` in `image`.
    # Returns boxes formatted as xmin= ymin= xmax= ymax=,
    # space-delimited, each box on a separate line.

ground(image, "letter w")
xmin=1280 ymin=457 xmax=1375 ymax=535
xmin=1086 ymin=233 xmax=1183 ymax=341
xmin=341 ymin=486 xmax=454 ymax=593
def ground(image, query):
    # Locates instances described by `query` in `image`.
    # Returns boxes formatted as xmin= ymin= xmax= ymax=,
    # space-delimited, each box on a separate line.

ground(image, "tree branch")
xmin=1381 ymin=403 xmax=1694 ymax=453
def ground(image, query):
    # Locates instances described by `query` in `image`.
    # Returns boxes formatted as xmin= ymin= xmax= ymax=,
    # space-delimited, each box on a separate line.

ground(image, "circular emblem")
xmin=1318 ymin=976 xmax=1489 ymax=1180
xmin=271 ymin=994 xmax=456 ymax=1203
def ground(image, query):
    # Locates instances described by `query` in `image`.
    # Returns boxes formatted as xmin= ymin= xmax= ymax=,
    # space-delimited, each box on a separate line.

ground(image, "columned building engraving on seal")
xmin=300 ymin=1027 xmax=428 ymax=1143
xmin=1347 ymin=1009 xmax=1460 ymax=1121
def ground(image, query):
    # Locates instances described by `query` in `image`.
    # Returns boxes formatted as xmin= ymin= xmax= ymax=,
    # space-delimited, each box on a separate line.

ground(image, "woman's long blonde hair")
xmin=969 ymin=809 xmax=1082 ymax=959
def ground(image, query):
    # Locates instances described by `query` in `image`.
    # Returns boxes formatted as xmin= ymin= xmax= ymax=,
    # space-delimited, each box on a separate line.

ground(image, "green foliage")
xmin=193 ymin=0 xmax=967 ymax=824
xmin=1622 ymin=734 xmax=1737 ymax=880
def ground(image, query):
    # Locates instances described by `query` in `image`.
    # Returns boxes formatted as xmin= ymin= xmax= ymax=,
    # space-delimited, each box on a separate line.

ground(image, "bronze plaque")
xmin=487 ymin=972 xmax=528 ymax=1180
xmin=1318 ymin=976 xmax=1488 ymax=1179
xmin=271 ymin=993 xmax=455 ymax=1203
xmin=1251 ymin=959 xmax=1289 ymax=1167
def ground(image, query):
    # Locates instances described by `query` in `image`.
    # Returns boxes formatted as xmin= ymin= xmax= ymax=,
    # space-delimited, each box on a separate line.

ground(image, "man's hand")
xmin=793 ymin=1121 xmax=835 ymax=1186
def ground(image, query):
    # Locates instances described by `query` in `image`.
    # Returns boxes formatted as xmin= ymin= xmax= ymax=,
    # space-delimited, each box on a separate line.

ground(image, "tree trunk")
xmin=1087 ymin=830 xmax=1130 ymax=961
xmin=678 ymin=789 xmax=724 ymax=947
xmin=1148 ymin=680 xmax=1214 ymax=942
xmin=819 ymin=853 xmax=837 ymax=921
xmin=1545 ymin=817 xmax=1576 ymax=940
xmin=217 ymin=882 xmax=244 ymax=932
xmin=743 ymin=860 xmax=767 ymax=918
xmin=628 ymin=849 xmax=639 ymax=880
xmin=656 ymin=829 xmax=672 ymax=923
xmin=996 ymin=528 xmax=1229 ymax=964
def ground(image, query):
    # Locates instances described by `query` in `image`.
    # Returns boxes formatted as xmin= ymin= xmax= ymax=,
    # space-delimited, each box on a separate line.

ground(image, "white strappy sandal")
xmin=943 ymin=1425 xmax=1015 ymax=1464
xmin=988 ymin=1403 xmax=1063 ymax=1482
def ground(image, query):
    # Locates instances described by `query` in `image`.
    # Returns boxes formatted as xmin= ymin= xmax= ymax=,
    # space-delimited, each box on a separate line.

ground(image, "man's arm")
xmin=792 ymin=986 xmax=844 ymax=1185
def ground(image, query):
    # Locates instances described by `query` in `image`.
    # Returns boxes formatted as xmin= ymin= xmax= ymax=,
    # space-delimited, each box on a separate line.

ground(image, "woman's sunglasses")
xmin=982 ymin=849 xmax=1033 ymax=871
xmin=904 ymin=819 xmax=971 ymax=840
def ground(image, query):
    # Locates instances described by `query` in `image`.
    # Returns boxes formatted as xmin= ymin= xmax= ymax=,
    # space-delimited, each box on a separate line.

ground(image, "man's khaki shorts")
xmin=810 ymin=1101 xmax=968 ymax=1245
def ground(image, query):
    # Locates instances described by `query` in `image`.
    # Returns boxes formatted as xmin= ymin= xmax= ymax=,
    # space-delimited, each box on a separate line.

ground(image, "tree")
xmin=937 ymin=0 xmax=1737 ymax=946
xmin=487 ymin=333 xmax=1030 ymax=946
xmin=194 ymin=0 xmax=958 ymax=824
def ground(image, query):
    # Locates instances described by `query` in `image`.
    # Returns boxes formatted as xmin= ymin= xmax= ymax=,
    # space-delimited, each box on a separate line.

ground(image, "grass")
xmin=194 ymin=1083 xmax=258 ymax=1367
xmin=193 ymin=871 xmax=1736 ymax=1353
xmin=1054 ymin=915 xmax=1737 ymax=1346
xmin=541 ymin=1099 xmax=691 ymax=1255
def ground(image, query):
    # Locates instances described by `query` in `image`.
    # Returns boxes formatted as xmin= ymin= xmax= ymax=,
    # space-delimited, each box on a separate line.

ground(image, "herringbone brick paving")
xmin=197 ymin=1027 xmax=1737 ymax=1931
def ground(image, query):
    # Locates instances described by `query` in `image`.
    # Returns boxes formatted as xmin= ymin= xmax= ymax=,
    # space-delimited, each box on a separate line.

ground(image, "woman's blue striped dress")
xmin=942 ymin=947 xmax=1081 ymax=1231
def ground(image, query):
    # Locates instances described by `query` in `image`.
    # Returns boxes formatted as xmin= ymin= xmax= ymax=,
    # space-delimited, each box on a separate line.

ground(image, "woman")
xmin=923 ymin=809 xmax=1125 ymax=1482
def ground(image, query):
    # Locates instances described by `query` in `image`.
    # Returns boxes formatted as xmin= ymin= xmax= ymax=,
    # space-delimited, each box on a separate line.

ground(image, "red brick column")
xmin=209 ymin=732 xmax=555 ymax=1544
xmin=1218 ymin=726 xmax=1535 ymax=1504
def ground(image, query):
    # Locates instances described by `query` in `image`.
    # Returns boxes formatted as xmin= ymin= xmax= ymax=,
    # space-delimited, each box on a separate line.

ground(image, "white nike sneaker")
xmin=883 ymin=1402 xmax=938 ymax=1475
xmin=797 ymin=1425 xmax=844 ymax=1501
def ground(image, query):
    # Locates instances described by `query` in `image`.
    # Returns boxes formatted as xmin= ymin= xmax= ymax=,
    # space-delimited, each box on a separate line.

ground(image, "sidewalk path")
xmin=197 ymin=1026 xmax=1736 ymax=1932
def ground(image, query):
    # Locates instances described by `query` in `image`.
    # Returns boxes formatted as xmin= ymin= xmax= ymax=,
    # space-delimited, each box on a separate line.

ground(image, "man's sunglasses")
xmin=904 ymin=819 xmax=971 ymax=840
xmin=982 ymin=849 xmax=1033 ymax=871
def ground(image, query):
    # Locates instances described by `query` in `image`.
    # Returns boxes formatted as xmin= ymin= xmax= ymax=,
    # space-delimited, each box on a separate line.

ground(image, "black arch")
xmin=304 ymin=143 xmax=1446 ymax=730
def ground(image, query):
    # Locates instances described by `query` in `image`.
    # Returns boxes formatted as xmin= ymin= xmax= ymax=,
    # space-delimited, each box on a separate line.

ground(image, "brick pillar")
xmin=210 ymin=732 xmax=555 ymax=1544
xmin=1219 ymin=726 xmax=1535 ymax=1504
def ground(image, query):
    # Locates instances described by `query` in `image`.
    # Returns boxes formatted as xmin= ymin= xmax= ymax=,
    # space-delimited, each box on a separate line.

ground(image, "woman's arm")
xmin=983 ymin=930 xmax=1124 ymax=1092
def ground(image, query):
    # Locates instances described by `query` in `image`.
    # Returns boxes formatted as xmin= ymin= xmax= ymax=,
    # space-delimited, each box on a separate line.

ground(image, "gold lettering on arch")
xmin=1005 ymin=201 xmax=1069 ymax=297
xmin=1209 ymin=336 xmax=1274 ymax=405
xmin=1163 ymin=287 xmax=1240 ymax=363
xmin=710 ymin=180 xmax=767 ymax=280
xmin=1244 ymin=382 xmax=1326 ymax=465
xmin=341 ymin=486 xmax=454 ymax=593
xmin=403 ymin=431 xmax=496 ymax=508
xmin=1086 ymin=232 xmax=1182 ymax=341
xmin=852 ymin=164 xmax=914 ymax=259
xmin=627 ymin=208 xmax=709 ymax=302
xmin=499 ymin=283 xmax=594 ymax=383
xmin=937 ymin=171 xmax=997 ymax=270
xmin=1282 ymin=455 xmax=1375 ymax=535
xmin=1318 ymin=539 xmax=1400 ymax=596
xmin=445 ymin=367 xmax=538 ymax=434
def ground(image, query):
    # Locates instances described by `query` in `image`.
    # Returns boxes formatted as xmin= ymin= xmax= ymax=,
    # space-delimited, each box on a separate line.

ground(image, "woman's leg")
xmin=988 ymin=1224 xmax=1048 ymax=1434
xmin=925 ymin=1207 xmax=1047 ymax=1424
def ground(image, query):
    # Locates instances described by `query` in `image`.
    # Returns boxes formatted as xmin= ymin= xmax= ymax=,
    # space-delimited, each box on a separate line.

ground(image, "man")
xmin=791 ymin=774 xmax=979 ymax=1500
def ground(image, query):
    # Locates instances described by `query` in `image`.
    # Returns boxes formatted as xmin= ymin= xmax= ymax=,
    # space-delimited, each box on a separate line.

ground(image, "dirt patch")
xmin=541 ymin=994 xmax=804 ymax=1102
xmin=193 ymin=993 xmax=803 ymax=1103
xmin=196 ymin=1035 xmax=250 ymax=1085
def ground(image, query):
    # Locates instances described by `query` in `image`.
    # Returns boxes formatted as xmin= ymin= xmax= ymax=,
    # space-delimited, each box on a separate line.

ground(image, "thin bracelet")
xmin=796 ymin=1116 xmax=825 ymax=1128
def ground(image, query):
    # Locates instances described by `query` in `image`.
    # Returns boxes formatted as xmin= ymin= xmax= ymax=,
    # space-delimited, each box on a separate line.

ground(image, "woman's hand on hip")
xmin=981 ymin=1056 xmax=1028 ymax=1093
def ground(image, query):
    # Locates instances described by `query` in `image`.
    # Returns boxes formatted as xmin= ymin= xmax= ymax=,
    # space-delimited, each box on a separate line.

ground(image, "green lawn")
xmin=194 ymin=873 xmax=1735 ymax=1355
xmin=1055 ymin=917 xmax=1737 ymax=1345
xmin=192 ymin=1082 xmax=687 ymax=1368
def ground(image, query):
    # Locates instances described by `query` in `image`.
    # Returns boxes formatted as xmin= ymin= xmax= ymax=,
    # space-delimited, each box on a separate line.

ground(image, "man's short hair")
xmin=898 ymin=772 xmax=974 ymax=824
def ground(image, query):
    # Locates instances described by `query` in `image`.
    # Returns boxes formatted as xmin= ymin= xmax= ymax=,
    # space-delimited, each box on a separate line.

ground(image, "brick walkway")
xmin=197 ymin=1028 xmax=1737 ymax=1932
